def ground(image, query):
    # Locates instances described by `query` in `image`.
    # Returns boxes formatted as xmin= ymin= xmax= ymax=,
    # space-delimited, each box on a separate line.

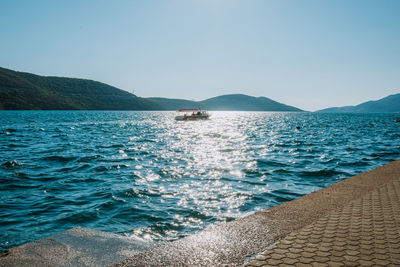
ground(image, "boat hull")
xmin=175 ymin=115 xmax=209 ymax=121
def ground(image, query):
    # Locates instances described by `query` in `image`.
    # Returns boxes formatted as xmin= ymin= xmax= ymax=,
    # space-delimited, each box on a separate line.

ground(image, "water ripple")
xmin=0 ymin=111 xmax=399 ymax=251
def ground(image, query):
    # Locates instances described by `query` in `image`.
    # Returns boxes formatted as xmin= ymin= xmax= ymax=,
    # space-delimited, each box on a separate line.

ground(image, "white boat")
xmin=175 ymin=109 xmax=210 ymax=121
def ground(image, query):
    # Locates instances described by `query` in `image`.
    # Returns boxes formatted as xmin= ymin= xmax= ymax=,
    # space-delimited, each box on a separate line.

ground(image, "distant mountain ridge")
xmin=200 ymin=94 xmax=302 ymax=111
xmin=0 ymin=67 xmax=302 ymax=111
xmin=317 ymin=93 xmax=400 ymax=113
xmin=150 ymin=94 xmax=302 ymax=111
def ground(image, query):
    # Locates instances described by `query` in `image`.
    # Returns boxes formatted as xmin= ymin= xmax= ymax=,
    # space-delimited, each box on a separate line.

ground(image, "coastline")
xmin=114 ymin=158 xmax=400 ymax=266
xmin=1 ymin=158 xmax=399 ymax=266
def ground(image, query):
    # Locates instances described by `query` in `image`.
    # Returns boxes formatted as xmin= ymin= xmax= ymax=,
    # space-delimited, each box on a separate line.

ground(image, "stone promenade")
xmin=115 ymin=159 xmax=400 ymax=266
xmin=2 ymin=159 xmax=400 ymax=266
xmin=244 ymin=179 xmax=400 ymax=266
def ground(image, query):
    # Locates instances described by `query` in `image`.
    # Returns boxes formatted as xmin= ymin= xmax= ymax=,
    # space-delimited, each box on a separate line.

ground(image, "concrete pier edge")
xmin=1 ymin=159 xmax=399 ymax=266
xmin=0 ymin=227 xmax=154 ymax=267
xmin=115 ymin=158 xmax=400 ymax=266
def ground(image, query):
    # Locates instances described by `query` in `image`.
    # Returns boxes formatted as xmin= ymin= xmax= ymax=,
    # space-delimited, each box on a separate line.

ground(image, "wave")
xmin=8 ymin=143 xmax=29 ymax=148
xmin=92 ymin=164 xmax=130 ymax=172
xmin=0 ymin=182 xmax=40 ymax=190
xmin=260 ymin=190 xmax=299 ymax=203
xmin=2 ymin=111 xmax=400 ymax=252
xmin=43 ymin=155 xmax=77 ymax=163
xmin=339 ymin=161 xmax=370 ymax=167
xmin=63 ymin=176 xmax=100 ymax=184
xmin=297 ymin=169 xmax=346 ymax=178
xmin=73 ymin=164 xmax=92 ymax=171
xmin=96 ymin=144 xmax=125 ymax=149
xmin=271 ymin=168 xmax=294 ymax=176
xmin=369 ymin=151 xmax=400 ymax=158
xmin=57 ymin=210 xmax=99 ymax=224
xmin=257 ymin=159 xmax=289 ymax=168
xmin=78 ymin=155 xmax=103 ymax=163
xmin=273 ymin=188 xmax=304 ymax=197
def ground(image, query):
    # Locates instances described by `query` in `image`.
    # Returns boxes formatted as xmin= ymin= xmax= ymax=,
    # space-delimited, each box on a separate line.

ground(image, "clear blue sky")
xmin=1 ymin=0 xmax=399 ymax=111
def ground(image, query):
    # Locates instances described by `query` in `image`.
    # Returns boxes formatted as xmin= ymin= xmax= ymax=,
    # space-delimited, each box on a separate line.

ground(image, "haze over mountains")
xmin=0 ymin=67 xmax=301 ymax=111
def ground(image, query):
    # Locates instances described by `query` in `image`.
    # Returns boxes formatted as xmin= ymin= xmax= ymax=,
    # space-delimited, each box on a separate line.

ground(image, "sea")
xmin=1 ymin=111 xmax=399 ymax=251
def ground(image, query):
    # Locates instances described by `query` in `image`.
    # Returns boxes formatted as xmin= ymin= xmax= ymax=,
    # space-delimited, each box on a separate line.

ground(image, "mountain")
xmin=317 ymin=93 xmax=400 ymax=113
xmin=147 ymin=95 xmax=302 ymax=111
xmin=0 ymin=67 xmax=303 ymax=111
xmin=0 ymin=67 xmax=159 ymax=110
xmin=198 ymin=94 xmax=302 ymax=111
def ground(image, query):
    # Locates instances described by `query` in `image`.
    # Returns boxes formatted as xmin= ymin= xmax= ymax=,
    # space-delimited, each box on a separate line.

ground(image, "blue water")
xmin=1 ymin=111 xmax=399 ymax=251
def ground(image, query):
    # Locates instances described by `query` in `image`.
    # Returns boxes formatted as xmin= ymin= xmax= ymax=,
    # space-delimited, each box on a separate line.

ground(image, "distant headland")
xmin=317 ymin=93 xmax=400 ymax=113
xmin=0 ymin=67 xmax=301 ymax=111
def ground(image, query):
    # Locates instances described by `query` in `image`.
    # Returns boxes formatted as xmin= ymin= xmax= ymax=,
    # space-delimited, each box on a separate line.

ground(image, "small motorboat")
xmin=175 ymin=109 xmax=210 ymax=121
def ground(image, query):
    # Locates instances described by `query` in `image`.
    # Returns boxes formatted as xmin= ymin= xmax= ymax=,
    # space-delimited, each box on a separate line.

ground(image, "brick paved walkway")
xmin=244 ymin=180 xmax=400 ymax=266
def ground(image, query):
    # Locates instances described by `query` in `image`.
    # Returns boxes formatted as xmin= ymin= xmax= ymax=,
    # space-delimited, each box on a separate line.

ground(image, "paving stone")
xmin=359 ymin=249 xmax=374 ymax=256
xmin=343 ymin=261 xmax=359 ymax=267
xmin=300 ymin=251 xmax=315 ymax=258
xmin=298 ymin=257 xmax=314 ymax=264
xmin=292 ymin=243 xmax=304 ymax=249
xmin=374 ymin=239 xmax=387 ymax=244
xmin=295 ymin=238 xmax=307 ymax=244
xmin=357 ymin=259 xmax=375 ymax=266
xmin=373 ymin=258 xmax=392 ymax=266
xmin=313 ymin=256 xmax=330 ymax=263
xmin=254 ymin=255 xmax=268 ymax=261
xmin=288 ymin=248 xmax=302 ymax=254
xmin=330 ymin=246 xmax=345 ymax=253
xmin=282 ymin=257 xmax=299 ymax=265
xmin=266 ymin=258 xmax=282 ymax=265
xmin=295 ymin=263 xmax=311 ymax=267
xmin=246 ymin=260 xmax=265 ymax=267
xmin=335 ymin=237 xmax=347 ymax=246
xmin=358 ymin=254 xmax=374 ymax=261
xmin=343 ymin=255 xmax=360 ymax=262
xmin=347 ymin=239 xmax=359 ymax=245
xmin=303 ymin=246 xmax=317 ymax=253
xmin=275 ymin=243 xmax=291 ymax=250
xmin=329 ymin=255 xmax=345 ymax=262
xmin=346 ymin=244 xmax=360 ymax=251
xmin=270 ymin=253 xmax=285 ymax=260
xmin=316 ymin=251 xmax=331 ymax=257
xmin=243 ymin=181 xmax=400 ymax=267
xmin=271 ymin=248 xmax=287 ymax=255
xmin=335 ymin=232 xmax=347 ymax=238
xmin=327 ymin=261 xmax=343 ymax=267
xmin=280 ymin=239 xmax=293 ymax=245
xmin=374 ymin=253 xmax=389 ymax=260
xmin=286 ymin=252 xmax=300 ymax=259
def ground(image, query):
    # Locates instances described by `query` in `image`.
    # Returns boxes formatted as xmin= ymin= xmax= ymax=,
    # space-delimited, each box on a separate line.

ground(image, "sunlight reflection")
xmin=126 ymin=111 xmax=281 ymax=241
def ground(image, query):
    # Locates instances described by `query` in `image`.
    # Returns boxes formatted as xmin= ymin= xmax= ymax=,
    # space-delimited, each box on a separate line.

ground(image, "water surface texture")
xmin=1 ymin=111 xmax=399 ymax=251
